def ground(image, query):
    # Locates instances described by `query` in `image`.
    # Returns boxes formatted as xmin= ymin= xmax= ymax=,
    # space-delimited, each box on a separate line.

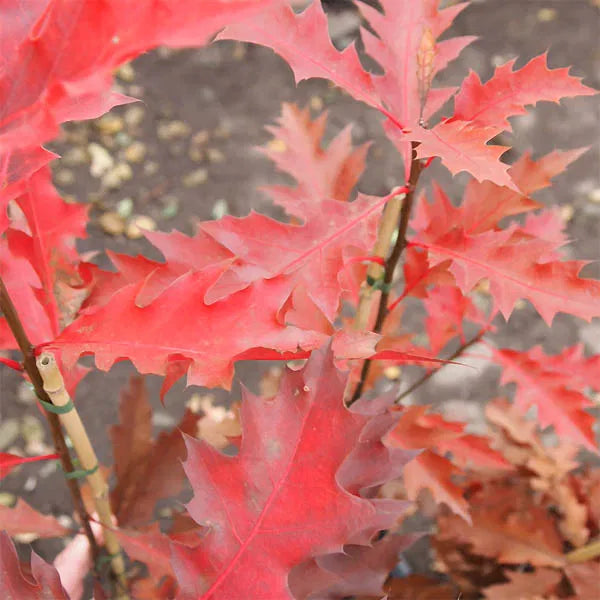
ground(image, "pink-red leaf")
xmin=491 ymin=346 xmax=597 ymax=451
xmin=0 ymin=452 xmax=59 ymax=480
xmin=408 ymin=120 xmax=514 ymax=188
xmin=453 ymin=53 xmax=597 ymax=129
xmin=171 ymin=346 xmax=407 ymax=599
xmin=0 ymin=531 xmax=69 ymax=599
xmin=0 ymin=499 xmax=69 ymax=539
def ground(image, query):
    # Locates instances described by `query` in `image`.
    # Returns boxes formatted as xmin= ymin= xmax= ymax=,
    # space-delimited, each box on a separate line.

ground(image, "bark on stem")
xmin=353 ymin=192 xmax=406 ymax=331
xmin=36 ymin=352 xmax=129 ymax=598
xmin=350 ymin=146 xmax=423 ymax=404
xmin=0 ymin=277 xmax=99 ymax=562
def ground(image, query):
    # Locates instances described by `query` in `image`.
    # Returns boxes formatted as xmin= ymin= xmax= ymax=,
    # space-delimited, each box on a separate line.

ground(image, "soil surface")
xmin=1 ymin=0 xmax=599 ymax=581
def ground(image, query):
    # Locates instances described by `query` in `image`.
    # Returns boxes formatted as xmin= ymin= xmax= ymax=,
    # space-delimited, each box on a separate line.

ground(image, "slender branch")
xmin=37 ymin=352 xmax=129 ymax=598
xmin=0 ymin=277 xmax=100 ymax=562
xmin=350 ymin=145 xmax=423 ymax=404
xmin=395 ymin=332 xmax=485 ymax=404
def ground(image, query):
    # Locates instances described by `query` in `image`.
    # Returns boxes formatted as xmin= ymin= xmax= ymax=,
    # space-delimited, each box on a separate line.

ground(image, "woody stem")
xmin=0 ymin=276 xmax=100 ymax=562
xmin=349 ymin=145 xmax=423 ymax=404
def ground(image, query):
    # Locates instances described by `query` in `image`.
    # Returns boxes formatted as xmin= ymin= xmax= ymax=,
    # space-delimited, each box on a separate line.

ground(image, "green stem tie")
xmin=96 ymin=551 xmax=121 ymax=568
xmin=38 ymin=397 xmax=75 ymax=414
xmin=60 ymin=463 xmax=99 ymax=480
xmin=366 ymin=275 xmax=392 ymax=293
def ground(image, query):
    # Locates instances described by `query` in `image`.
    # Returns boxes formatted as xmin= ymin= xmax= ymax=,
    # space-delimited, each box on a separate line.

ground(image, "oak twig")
xmin=0 ymin=276 xmax=100 ymax=562
xmin=350 ymin=145 xmax=424 ymax=404
xmin=37 ymin=352 xmax=129 ymax=598
xmin=394 ymin=332 xmax=485 ymax=404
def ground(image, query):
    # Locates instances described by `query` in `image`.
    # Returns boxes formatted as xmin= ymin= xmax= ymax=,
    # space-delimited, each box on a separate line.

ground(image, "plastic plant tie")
xmin=38 ymin=396 xmax=75 ymax=414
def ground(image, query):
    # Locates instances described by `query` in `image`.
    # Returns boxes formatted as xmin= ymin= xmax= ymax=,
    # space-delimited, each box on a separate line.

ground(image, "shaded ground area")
xmin=1 ymin=0 xmax=599 ymax=576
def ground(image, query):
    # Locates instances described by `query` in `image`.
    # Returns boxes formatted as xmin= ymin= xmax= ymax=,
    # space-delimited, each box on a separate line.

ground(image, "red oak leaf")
xmin=200 ymin=191 xmax=393 ymax=320
xmin=407 ymin=120 xmax=514 ymax=188
xmin=220 ymin=0 xmax=473 ymax=178
xmin=0 ymin=531 xmax=69 ymax=599
xmin=219 ymin=2 xmax=381 ymax=115
xmin=410 ymin=185 xmax=600 ymax=323
xmin=402 ymin=450 xmax=470 ymax=522
xmin=48 ymin=260 xmax=324 ymax=389
xmin=358 ymin=0 xmax=475 ymax=176
xmin=0 ymin=452 xmax=60 ymax=480
xmin=0 ymin=0 xmax=286 ymax=190
xmin=171 ymin=346 xmax=408 ymax=599
xmin=0 ymin=499 xmax=69 ymax=539
xmin=436 ymin=481 xmax=565 ymax=568
xmin=289 ymin=534 xmax=420 ymax=600
xmin=452 ymin=53 xmax=597 ymax=129
xmin=459 ymin=148 xmax=587 ymax=234
xmin=423 ymin=284 xmax=485 ymax=354
xmin=386 ymin=406 xmax=510 ymax=518
xmin=113 ymin=524 xmax=175 ymax=582
xmin=261 ymin=103 xmax=370 ymax=217
xmin=8 ymin=168 xmax=88 ymax=336
xmin=491 ymin=346 xmax=597 ymax=451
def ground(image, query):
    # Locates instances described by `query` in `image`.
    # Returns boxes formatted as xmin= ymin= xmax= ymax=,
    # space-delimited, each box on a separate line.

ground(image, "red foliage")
xmin=0 ymin=0 xmax=598 ymax=598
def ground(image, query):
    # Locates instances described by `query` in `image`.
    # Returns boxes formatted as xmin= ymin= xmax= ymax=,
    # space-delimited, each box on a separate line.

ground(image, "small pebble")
xmin=102 ymin=162 xmax=133 ymax=189
xmin=0 ymin=493 xmax=16 ymax=507
xmin=128 ymin=84 xmax=144 ymax=97
xmin=0 ymin=419 xmax=20 ymax=451
xmin=96 ymin=114 xmax=124 ymax=135
xmin=384 ymin=366 xmax=401 ymax=380
xmin=116 ymin=197 xmax=134 ymax=219
xmin=38 ymin=460 xmax=57 ymax=478
xmin=23 ymin=476 xmax=37 ymax=492
xmin=161 ymin=195 xmax=180 ymax=219
xmin=57 ymin=515 xmax=74 ymax=529
xmin=98 ymin=212 xmax=125 ymax=236
xmin=124 ymin=141 xmax=146 ymax=163
xmin=232 ymin=42 xmax=247 ymax=60
xmin=588 ymin=188 xmax=600 ymax=203
xmin=124 ymin=105 xmax=146 ymax=129
xmin=55 ymin=169 xmax=75 ymax=186
xmin=17 ymin=382 xmax=36 ymax=405
xmin=206 ymin=148 xmax=225 ymax=163
xmin=115 ymin=131 xmax=131 ymax=147
xmin=183 ymin=168 xmax=208 ymax=188
xmin=126 ymin=215 xmax=157 ymax=239
xmin=537 ymin=7 xmax=557 ymax=21
xmin=559 ymin=204 xmax=574 ymax=222
xmin=211 ymin=199 xmax=229 ymax=220
xmin=88 ymin=142 xmax=114 ymax=177
xmin=214 ymin=120 xmax=232 ymax=139
xmin=188 ymin=147 xmax=205 ymax=162
xmin=157 ymin=120 xmax=191 ymax=141
xmin=191 ymin=130 xmax=210 ymax=146
xmin=62 ymin=147 xmax=89 ymax=166
xmin=310 ymin=95 xmax=324 ymax=111
xmin=116 ymin=62 xmax=136 ymax=82
xmin=21 ymin=415 xmax=45 ymax=447
xmin=143 ymin=161 xmax=159 ymax=176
